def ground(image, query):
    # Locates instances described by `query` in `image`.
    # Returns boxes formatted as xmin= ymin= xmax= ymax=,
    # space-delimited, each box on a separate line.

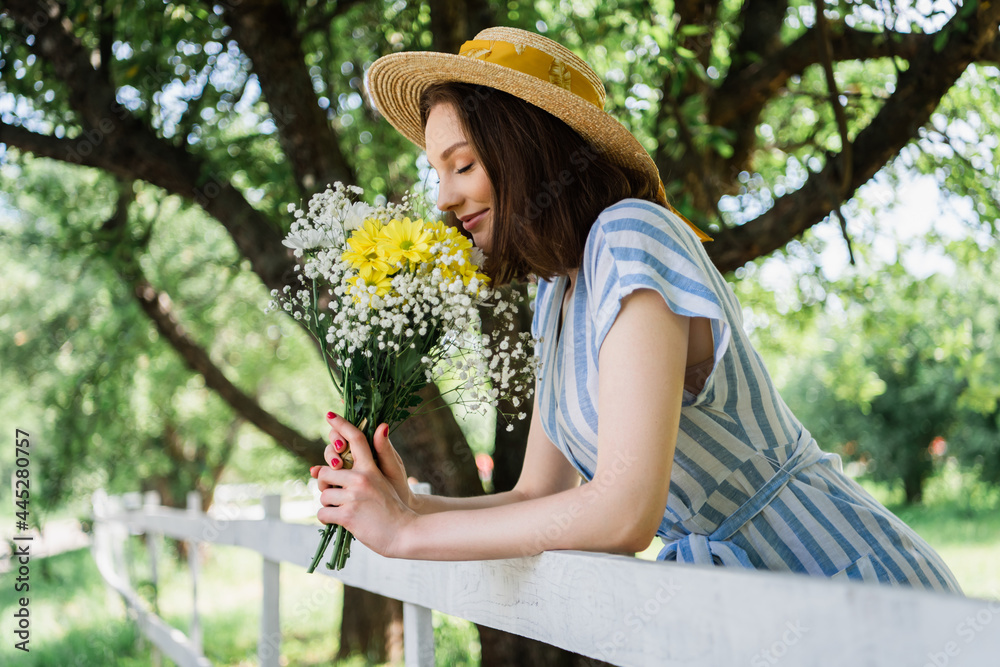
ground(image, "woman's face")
xmin=425 ymin=103 xmax=494 ymax=252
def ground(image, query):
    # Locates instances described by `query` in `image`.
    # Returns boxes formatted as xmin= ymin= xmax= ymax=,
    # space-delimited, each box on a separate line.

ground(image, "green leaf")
xmin=933 ymin=30 xmax=949 ymax=53
xmin=712 ymin=139 xmax=735 ymax=158
xmin=679 ymin=24 xmax=710 ymax=37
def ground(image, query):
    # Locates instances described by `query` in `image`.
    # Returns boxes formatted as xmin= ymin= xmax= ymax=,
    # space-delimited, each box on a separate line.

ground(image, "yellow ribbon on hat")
xmin=459 ymin=38 xmax=712 ymax=243
xmin=657 ymin=182 xmax=713 ymax=242
xmin=459 ymin=39 xmax=603 ymax=109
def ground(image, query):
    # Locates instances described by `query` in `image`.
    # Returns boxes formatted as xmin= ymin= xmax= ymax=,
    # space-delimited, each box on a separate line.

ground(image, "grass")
xmin=0 ymin=547 xmax=151 ymax=666
xmin=0 ymin=540 xmax=477 ymax=666
xmin=1 ymin=465 xmax=995 ymax=665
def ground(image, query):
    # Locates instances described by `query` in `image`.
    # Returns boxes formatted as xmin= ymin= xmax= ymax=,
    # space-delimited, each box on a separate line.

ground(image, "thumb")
xmin=372 ymin=423 xmax=392 ymax=456
xmin=373 ymin=424 xmax=402 ymax=474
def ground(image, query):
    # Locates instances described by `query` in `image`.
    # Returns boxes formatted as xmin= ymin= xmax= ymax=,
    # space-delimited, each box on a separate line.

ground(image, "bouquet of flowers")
xmin=267 ymin=183 xmax=537 ymax=571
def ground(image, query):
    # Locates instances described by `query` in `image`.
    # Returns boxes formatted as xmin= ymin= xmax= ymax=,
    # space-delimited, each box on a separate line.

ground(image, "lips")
xmin=459 ymin=209 xmax=489 ymax=232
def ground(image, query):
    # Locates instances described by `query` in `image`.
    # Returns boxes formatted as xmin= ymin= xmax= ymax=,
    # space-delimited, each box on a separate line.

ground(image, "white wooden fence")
xmin=91 ymin=489 xmax=1000 ymax=667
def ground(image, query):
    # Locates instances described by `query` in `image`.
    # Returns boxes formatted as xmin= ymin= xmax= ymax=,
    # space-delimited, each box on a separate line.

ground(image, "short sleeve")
xmin=583 ymin=199 xmax=733 ymax=401
xmin=530 ymin=279 xmax=550 ymax=342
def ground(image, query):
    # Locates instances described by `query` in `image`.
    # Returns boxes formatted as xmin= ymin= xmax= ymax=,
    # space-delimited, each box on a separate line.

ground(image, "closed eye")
xmin=432 ymin=162 xmax=475 ymax=184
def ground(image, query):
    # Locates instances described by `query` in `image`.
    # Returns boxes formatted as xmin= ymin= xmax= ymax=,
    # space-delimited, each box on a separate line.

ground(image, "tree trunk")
xmin=479 ymin=631 xmax=613 ymax=667
xmin=902 ymin=449 xmax=930 ymax=504
xmin=484 ymin=283 xmax=534 ymax=494
xmin=337 ymin=586 xmax=404 ymax=664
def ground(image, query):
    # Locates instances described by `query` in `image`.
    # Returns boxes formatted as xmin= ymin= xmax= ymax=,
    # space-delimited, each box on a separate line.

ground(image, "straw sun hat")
xmin=366 ymin=26 xmax=711 ymax=242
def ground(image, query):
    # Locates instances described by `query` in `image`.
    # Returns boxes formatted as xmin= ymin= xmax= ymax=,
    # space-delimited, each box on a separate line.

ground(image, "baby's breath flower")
xmin=267 ymin=181 xmax=539 ymax=572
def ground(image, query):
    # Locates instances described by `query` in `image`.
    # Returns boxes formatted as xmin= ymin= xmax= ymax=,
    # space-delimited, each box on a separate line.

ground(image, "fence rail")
xmin=92 ymin=489 xmax=1000 ymax=666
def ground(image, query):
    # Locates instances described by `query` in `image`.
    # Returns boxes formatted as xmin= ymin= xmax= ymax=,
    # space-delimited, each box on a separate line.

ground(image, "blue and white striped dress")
xmin=532 ymin=198 xmax=962 ymax=593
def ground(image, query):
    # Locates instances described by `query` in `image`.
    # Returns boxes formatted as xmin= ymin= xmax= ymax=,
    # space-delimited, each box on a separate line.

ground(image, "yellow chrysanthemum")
xmin=351 ymin=273 xmax=392 ymax=299
xmin=342 ymin=219 xmax=392 ymax=275
xmin=424 ymin=219 xmax=449 ymax=236
xmin=428 ymin=221 xmax=473 ymax=253
xmin=357 ymin=263 xmax=390 ymax=286
xmin=439 ymin=248 xmax=490 ymax=290
xmin=378 ymin=217 xmax=433 ymax=266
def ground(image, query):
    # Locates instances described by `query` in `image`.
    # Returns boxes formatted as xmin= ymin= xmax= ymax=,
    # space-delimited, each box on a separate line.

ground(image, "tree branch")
xmin=665 ymin=91 xmax=725 ymax=226
xmin=3 ymin=0 xmax=115 ymax=128
xmin=426 ymin=0 xmax=494 ymax=55
xmin=714 ymin=0 xmax=789 ymax=180
xmin=217 ymin=0 xmax=356 ymax=196
xmin=673 ymin=0 xmax=722 ymax=69
xmin=814 ymin=0 xmax=855 ymax=264
xmin=97 ymin=0 xmax=114 ymax=79
xmin=710 ymin=24 xmax=1000 ymax=128
xmin=706 ymin=0 xmax=1000 ymax=273
xmin=3 ymin=0 xmax=293 ymax=295
xmin=0 ymin=121 xmax=82 ymax=162
xmin=132 ymin=275 xmax=326 ymax=463
xmin=298 ymin=0 xmax=366 ymax=36
xmin=97 ymin=184 xmax=326 ymax=464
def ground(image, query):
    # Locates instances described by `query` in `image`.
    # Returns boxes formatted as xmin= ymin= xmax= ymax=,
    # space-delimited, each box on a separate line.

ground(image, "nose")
xmin=436 ymin=175 xmax=461 ymax=213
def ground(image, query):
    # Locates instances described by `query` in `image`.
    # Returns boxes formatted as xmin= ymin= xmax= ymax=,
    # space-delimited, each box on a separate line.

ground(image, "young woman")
xmin=310 ymin=27 xmax=961 ymax=593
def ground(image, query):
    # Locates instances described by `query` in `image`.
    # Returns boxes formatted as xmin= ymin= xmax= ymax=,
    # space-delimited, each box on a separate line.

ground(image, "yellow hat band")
xmin=458 ymin=39 xmax=604 ymax=110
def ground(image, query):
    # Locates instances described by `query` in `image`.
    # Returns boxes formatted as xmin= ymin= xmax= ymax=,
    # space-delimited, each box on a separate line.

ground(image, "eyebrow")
xmin=430 ymin=141 xmax=469 ymax=169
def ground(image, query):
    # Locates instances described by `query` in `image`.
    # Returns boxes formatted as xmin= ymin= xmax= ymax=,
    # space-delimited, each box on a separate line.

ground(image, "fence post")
xmin=186 ymin=490 xmax=203 ymax=655
xmin=123 ymin=492 xmax=142 ymax=587
xmin=403 ymin=482 xmax=434 ymax=667
xmin=144 ymin=491 xmax=163 ymax=667
xmin=108 ymin=495 xmax=129 ymax=589
xmin=260 ymin=494 xmax=282 ymax=667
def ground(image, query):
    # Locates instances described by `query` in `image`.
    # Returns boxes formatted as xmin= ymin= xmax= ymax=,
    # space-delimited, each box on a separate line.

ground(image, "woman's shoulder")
xmin=589 ymin=198 xmax=700 ymax=247
xmin=580 ymin=197 xmax=734 ymax=356
xmin=584 ymin=198 xmax=705 ymax=267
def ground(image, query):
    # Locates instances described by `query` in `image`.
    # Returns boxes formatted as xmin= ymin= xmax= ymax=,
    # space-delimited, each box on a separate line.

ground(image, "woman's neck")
xmin=565 ymin=268 xmax=579 ymax=290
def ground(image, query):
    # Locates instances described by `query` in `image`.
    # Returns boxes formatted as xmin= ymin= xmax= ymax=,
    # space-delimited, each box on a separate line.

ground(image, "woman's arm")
xmin=409 ymin=397 xmax=583 ymax=514
xmin=316 ymin=288 xmax=687 ymax=560
xmin=319 ymin=391 xmax=582 ymax=515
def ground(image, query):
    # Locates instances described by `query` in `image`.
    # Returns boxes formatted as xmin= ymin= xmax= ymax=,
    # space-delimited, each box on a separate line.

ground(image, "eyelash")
xmin=434 ymin=162 xmax=474 ymax=184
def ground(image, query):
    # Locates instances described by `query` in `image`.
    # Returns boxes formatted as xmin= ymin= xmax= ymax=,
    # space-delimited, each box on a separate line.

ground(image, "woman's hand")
xmin=321 ymin=412 xmax=416 ymax=510
xmin=309 ymin=413 xmax=417 ymax=558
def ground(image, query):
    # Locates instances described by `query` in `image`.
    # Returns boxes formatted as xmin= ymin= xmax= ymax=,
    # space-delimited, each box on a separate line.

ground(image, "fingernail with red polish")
xmin=334 ymin=439 xmax=345 ymax=452
xmin=330 ymin=457 xmax=341 ymax=468
xmin=326 ymin=411 xmax=337 ymax=420
xmin=309 ymin=465 xmax=321 ymax=477
xmin=382 ymin=425 xmax=389 ymax=438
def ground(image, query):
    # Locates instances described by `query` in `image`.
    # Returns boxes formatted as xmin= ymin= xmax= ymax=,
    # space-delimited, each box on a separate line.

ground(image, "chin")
xmin=473 ymin=235 xmax=491 ymax=253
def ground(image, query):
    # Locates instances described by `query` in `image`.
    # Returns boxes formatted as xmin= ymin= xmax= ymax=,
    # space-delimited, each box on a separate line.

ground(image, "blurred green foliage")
xmin=0 ymin=157 xmax=332 ymax=513
xmin=737 ymin=236 xmax=1000 ymax=503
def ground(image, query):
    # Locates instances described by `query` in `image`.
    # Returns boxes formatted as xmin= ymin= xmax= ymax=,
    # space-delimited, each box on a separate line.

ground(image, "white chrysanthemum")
xmin=282 ymin=227 xmax=342 ymax=255
xmin=469 ymin=247 xmax=486 ymax=268
xmin=342 ymin=201 xmax=373 ymax=231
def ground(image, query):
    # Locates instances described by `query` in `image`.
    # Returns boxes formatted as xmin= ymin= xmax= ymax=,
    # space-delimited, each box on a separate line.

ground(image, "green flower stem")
xmin=326 ymin=524 xmax=350 ymax=571
xmin=306 ymin=417 xmax=378 ymax=573
xmin=307 ymin=523 xmax=335 ymax=574
xmin=305 ymin=278 xmax=354 ymax=573
xmin=311 ymin=278 xmax=339 ymax=391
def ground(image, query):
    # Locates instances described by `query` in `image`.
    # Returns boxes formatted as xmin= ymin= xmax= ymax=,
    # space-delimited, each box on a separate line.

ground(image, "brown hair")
xmin=419 ymin=83 xmax=660 ymax=285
